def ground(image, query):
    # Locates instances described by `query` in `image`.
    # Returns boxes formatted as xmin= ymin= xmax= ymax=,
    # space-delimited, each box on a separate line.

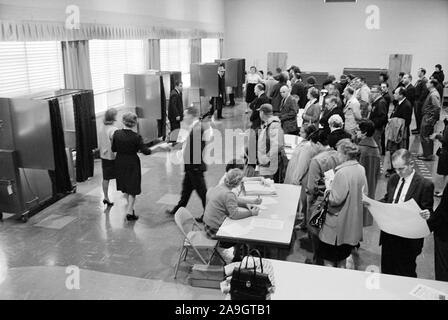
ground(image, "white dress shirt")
xmin=392 ymin=170 xmax=415 ymax=204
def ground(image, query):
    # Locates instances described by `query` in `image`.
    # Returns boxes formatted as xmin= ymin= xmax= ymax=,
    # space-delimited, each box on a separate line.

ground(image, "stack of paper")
xmin=244 ymin=181 xmax=277 ymax=196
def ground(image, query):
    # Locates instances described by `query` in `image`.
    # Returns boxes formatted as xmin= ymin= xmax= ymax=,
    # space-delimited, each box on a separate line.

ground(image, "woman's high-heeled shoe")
xmin=103 ymin=199 xmax=114 ymax=206
xmin=126 ymin=211 xmax=139 ymax=221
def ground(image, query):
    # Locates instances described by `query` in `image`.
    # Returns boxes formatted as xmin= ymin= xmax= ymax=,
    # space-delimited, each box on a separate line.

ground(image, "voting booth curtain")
xmin=62 ymin=40 xmax=93 ymax=90
xmin=48 ymin=98 xmax=73 ymax=195
xmin=73 ymin=91 xmax=97 ymax=182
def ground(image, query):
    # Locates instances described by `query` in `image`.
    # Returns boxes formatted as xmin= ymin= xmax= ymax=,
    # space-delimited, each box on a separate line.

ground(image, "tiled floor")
xmin=0 ymin=100 xmax=445 ymax=299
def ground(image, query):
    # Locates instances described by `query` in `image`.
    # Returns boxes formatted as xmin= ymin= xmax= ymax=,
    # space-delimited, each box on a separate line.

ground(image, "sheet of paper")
xmin=324 ymin=169 xmax=335 ymax=190
xmin=250 ymin=218 xmax=284 ymax=230
xmin=410 ymin=284 xmax=448 ymax=300
xmin=363 ymin=196 xmax=430 ymax=239
xmin=244 ymin=182 xmax=277 ymax=195
xmin=284 ymin=134 xmax=298 ymax=148
xmin=150 ymin=142 xmax=170 ymax=151
xmin=218 ymin=223 xmax=251 ymax=237
xmin=297 ymin=109 xmax=304 ymax=128
xmin=261 ymin=197 xmax=278 ymax=205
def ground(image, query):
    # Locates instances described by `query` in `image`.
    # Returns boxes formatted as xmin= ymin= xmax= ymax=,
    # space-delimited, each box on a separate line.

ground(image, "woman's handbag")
xmin=309 ymin=193 xmax=330 ymax=230
xmin=436 ymin=147 xmax=442 ymax=157
xmin=230 ymin=249 xmax=272 ymax=300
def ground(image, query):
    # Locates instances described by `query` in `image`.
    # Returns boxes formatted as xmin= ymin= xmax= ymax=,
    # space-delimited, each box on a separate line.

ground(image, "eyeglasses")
xmin=394 ymin=166 xmax=409 ymax=172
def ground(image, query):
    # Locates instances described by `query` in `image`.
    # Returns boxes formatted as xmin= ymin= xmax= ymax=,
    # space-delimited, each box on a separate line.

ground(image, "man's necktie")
xmin=394 ymin=178 xmax=406 ymax=204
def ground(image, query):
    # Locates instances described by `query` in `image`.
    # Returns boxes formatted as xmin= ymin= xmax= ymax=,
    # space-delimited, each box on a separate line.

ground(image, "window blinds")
xmin=201 ymin=38 xmax=220 ymax=63
xmin=160 ymin=39 xmax=191 ymax=87
xmin=89 ymin=39 xmax=145 ymax=95
xmin=0 ymin=41 xmax=64 ymax=97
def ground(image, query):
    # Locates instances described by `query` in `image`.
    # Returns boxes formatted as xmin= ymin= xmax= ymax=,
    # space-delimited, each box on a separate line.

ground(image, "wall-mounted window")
xmin=160 ymin=39 xmax=191 ymax=87
xmin=89 ymin=39 xmax=145 ymax=113
xmin=201 ymin=38 xmax=220 ymax=63
xmin=0 ymin=41 xmax=64 ymax=97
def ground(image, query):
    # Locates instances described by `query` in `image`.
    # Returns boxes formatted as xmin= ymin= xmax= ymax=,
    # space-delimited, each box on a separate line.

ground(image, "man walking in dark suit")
xmin=169 ymin=107 xmax=208 ymax=222
xmin=411 ymin=68 xmax=429 ymax=134
xmin=209 ymin=64 xmax=226 ymax=120
xmin=373 ymin=149 xmax=434 ymax=278
xmin=168 ymin=81 xmax=184 ymax=143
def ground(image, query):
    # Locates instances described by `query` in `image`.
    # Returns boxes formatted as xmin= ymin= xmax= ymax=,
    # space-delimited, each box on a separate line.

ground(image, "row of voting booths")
xmin=0 ymin=90 xmax=97 ymax=222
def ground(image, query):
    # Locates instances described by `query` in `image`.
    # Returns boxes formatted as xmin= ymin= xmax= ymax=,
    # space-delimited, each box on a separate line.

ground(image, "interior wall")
xmin=223 ymin=0 xmax=448 ymax=78
xmin=0 ymin=0 xmax=225 ymax=34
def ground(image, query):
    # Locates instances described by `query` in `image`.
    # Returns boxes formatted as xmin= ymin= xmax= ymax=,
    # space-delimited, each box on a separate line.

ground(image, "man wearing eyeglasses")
xmin=375 ymin=149 xmax=434 ymax=278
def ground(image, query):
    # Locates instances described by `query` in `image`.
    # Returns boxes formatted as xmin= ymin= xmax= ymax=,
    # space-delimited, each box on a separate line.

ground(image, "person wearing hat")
xmin=257 ymin=104 xmax=285 ymax=181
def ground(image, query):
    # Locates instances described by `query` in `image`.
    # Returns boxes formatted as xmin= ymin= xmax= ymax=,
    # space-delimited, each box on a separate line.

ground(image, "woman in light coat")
xmin=317 ymin=139 xmax=368 ymax=268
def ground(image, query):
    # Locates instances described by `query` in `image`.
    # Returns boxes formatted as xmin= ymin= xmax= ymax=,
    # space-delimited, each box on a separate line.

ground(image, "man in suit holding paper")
xmin=370 ymin=149 xmax=434 ymax=277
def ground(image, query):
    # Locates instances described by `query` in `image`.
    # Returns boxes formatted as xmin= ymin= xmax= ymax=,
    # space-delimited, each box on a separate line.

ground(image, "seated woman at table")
xmin=204 ymin=169 xmax=260 ymax=260
xmin=218 ymin=159 xmax=264 ymax=204
xmin=316 ymin=139 xmax=368 ymax=268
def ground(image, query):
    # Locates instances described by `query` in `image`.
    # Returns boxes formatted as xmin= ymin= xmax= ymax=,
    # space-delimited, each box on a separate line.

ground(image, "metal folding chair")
xmin=173 ymin=207 xmax=225 ymax=279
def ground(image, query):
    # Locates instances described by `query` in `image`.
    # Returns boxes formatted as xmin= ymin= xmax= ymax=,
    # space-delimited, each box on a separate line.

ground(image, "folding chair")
xmin=173 ymin=207 xmax=225 ymax=279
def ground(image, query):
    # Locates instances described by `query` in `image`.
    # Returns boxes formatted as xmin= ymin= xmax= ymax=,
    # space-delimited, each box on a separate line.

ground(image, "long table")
xmin=215 ymin=184 xmax=301 ymax=247
xmin=267 ymin=259 xmax=448 ymax=300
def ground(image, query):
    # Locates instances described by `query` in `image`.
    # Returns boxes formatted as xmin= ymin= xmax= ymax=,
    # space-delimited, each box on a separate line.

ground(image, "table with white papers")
xmin=215 ymin=184 xmax=301 ymax=247
xmin=266 ymin=259 xmax=448 ymax=300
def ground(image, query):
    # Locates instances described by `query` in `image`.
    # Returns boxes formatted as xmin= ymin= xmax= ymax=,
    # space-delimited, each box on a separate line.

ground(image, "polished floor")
xmin=0 ymin=100 xmax=445 ymax=299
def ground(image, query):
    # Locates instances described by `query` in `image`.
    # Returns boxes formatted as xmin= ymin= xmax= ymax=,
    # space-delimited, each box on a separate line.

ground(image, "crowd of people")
xmin=97 ymin=62 xmax=448 ymax=282
xmin=238 ymin=63 xmax=447 ymax=280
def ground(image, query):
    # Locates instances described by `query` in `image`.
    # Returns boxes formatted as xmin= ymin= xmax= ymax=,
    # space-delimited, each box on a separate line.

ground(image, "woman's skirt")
xmin=101 ymin=159 xmax=116 ymax=180
xmin=245 ymin=83 xmax=257 ymax=103
xmin=437 ymin=147 xmax=448 ymax=175
xmin=316 ymin=240 xmax=355 ymax=263
xmin=115 ymin=154 xmax=142 ymax=196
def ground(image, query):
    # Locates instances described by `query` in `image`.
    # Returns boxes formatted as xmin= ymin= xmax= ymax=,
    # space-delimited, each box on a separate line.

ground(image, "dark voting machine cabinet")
xmin=0 ymin=89 xmax=97 ymax=222
xmin=124 ymin=71 xmax=181 ymax=144
xmin=190 ymin=63 xmax=220 ymax=115
xmin=215 ymin=58 xmax=246 ymax=98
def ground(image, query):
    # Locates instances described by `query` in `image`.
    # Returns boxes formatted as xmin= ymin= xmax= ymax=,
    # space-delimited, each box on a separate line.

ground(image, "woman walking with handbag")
xmin=316 ymin=139 xmax=368 ymax=268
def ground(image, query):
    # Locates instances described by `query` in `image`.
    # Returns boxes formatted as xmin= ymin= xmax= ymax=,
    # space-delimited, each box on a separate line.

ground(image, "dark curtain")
xmin=159 ymin=76 xmax=167 ymax=138
xmin=73 ymin=91 xmax=97 ymax=182
xmin=48 ymin=98 xmax=73 ymax=194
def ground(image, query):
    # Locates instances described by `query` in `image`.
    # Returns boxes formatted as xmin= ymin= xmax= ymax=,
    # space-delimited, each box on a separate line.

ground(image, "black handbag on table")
xmin=230 ymin=249 xmax=272 ymax=300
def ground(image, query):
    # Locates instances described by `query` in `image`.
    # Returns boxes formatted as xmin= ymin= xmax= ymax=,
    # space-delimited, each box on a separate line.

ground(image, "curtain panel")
xmin=0 ymin=20 xmax=224 ymax=42
xmin=190 ymin=39 xmax=201 ymax=64
xmin=146 ymin=39 xmax=161 ymax=70
xmin=62 ymin=40 xmax=93 ymax=90
xmin=219 ymin=38 xmax=224 ymax=59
